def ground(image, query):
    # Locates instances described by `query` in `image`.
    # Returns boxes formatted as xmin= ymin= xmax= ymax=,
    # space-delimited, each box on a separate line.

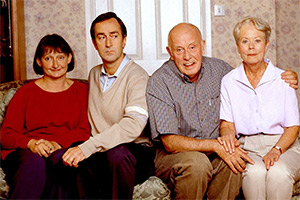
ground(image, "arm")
xmin=263 ymin=126 xmax=299 ymax=170
xmin=263 ymin=74 xmax=299 ymax=170
xmin=64 ymin=68 xmax=149 ymax=166
xmin=0 ymin=88 xmax=32 ymax=150
xmin=161 ymin=134 xmax=254 ymax=174
xmin=218 ymin=120 xmax=240 ymax=154
xmin=281 ymin=68 xmax=298 ymax=89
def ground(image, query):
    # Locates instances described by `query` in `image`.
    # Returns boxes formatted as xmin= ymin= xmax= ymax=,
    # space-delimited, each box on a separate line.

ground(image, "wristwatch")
xmin=273 ymin=145 xmax=282 ymax=154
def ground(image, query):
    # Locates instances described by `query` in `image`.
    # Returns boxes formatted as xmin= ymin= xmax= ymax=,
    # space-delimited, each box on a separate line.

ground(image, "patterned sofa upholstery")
xmin=0 ymin=80 xmax=299 ymax=199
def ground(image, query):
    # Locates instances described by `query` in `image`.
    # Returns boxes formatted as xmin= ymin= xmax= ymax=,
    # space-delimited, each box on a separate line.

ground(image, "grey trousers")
xmin=154 ymin=149 xmax=242 ymax=199
xmin=240 ymin=134 xmax=300 ymax=200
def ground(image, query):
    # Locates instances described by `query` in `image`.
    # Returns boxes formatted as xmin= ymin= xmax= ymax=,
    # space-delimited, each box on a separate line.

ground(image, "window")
xmin=85 ymin=0 xmax=211 ymax=75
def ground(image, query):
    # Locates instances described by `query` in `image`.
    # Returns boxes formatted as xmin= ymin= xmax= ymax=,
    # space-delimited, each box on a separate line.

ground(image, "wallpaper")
xmin=211 ymin=0 xmax=277 ymax=68
xmin=24 ymin=0 xmax=300 ymax=104
xmin=24 ymin=0 xmax=87 ymax=79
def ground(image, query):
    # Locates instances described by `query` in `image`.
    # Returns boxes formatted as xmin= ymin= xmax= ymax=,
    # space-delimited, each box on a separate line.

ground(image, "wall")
xmin=24 ymin=0 xmax=87 ymax=79
xmin=211 ymin=0 xmax=277 ymax=68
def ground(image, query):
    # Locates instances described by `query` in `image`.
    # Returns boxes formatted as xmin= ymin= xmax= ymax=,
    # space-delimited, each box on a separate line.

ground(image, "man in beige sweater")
xmin=62 ymin=12 xmax=154 ymax=199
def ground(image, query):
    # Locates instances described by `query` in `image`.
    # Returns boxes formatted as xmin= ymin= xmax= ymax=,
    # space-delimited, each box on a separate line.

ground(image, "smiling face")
xmin=237 ymin=23 xmax=270 ymax=67
xmin=92 ymin=18 xmax=126 ymax=75
xmin=36 ymin=49 xmax=72 ymax=79
xmin=167 ymin=23 xmax=205 ymax=82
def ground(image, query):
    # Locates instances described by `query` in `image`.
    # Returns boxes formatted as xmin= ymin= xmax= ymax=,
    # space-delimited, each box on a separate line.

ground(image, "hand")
xmin=281 ymin=68 xmax=298 ymax=90
xmin=27 ymin=139 xmax=61 ymax=158
xmin=48 ymin=141 xmax=62 ymax=151
xmin=215 ymin=141 xmax=254 ymax=174
xmin=62 ymin=146 xmax=86 ymax=168
xmin=217 ymin=135 xmax=240 ymax=154
xmin=263 ymin=148 xmax=281 ymax=170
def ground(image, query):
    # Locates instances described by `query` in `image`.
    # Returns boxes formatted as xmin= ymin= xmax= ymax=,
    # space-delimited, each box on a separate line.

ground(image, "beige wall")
xmin=24 ymin=0 xmax=300 ymax=105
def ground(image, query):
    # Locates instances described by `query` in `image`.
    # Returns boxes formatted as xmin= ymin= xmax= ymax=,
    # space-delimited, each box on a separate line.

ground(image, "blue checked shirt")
xmin=146 ymin=56 xmax=232 ymax=142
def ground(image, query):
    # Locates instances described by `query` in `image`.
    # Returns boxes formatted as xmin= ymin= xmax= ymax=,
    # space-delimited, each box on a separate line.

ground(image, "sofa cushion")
xmin=0 ymin=88 xmax=18 ymax=127
xmin=0 ymin=168 xmax=9 ymax=199
xmin=133 ymin=176 xmax=171 ymax=200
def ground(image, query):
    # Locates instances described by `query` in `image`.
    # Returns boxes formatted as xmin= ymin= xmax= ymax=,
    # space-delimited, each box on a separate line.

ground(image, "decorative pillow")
xmin=0 ymin=88 xmax=18 ymax=127
xmin=133 ymin=176 xmax=171 ymax=200
xmin=0 ymin=167 xmax=9 ymax=199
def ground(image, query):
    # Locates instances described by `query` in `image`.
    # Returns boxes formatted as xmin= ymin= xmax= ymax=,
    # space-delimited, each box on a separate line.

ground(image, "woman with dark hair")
xmin=0 ymin=34 xmax=90 ymax=199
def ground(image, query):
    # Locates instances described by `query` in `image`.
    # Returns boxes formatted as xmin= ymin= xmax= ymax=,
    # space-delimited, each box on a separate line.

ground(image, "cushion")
xmin=0 ymin=168 xmax=9 ymax=199
xmin=0 ymin=88 xmax=18 ymax=127
xmin=132 ymin=176 xmax=171 ymax=200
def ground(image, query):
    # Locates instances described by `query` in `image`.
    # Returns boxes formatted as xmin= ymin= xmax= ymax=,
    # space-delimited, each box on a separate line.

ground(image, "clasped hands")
xmin=27 ymin=139 xmax=61 ymax=158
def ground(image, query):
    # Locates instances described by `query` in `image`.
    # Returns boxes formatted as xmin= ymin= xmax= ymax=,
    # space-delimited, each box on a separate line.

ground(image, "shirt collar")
xmin=234 ymin=59 xmax=277 ymax=87
xmin=101 ymin=54 xmax=130 ymax=77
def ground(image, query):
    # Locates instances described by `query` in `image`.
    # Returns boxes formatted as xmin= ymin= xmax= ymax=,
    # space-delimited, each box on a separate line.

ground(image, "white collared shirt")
xmin=220 ymin=59 xmax=299 ymax=137
xmin=100 ymin=55 xmax=130 ymax=92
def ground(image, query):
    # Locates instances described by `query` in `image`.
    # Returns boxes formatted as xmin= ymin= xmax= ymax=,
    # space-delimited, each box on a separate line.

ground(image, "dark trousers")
xmin=2 ymin=148 xmax=78 ymax=199
xmin=78 ymin=143 xmax=155 ymax=200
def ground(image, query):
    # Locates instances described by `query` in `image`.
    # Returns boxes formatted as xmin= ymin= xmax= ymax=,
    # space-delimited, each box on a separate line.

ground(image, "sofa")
xmin=0 ymin=79 xmax=299 ymax=199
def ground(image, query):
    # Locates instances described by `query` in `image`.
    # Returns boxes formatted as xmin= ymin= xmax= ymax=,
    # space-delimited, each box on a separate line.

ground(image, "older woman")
xmin=0 ymin=34 xmax=90 ymax=199
xmin=219 ymin=17 xmax=300 ymax=199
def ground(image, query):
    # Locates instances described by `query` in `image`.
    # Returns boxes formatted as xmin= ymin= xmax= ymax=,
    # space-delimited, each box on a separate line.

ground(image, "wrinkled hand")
xmin=27 ymin=139 xmax=62 ymax=158
xmin=263 ymin=148 xmax=281 ymax=170
xmin=62 ymin=146 xmax=86 ymax=168
xmin=217 ymin=135 xmax=240 ymax=154
xmin=281 ymin=68 xmax=298 ymax=90
xmin=215 ymin=141 xmax=254 ymax=174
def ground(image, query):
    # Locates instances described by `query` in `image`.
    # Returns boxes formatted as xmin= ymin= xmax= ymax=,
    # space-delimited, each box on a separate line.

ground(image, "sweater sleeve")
xmin=1 ymin=85 xmax=32 ymax=150
xmin=79 ymin=68 xmax=149 ymax=158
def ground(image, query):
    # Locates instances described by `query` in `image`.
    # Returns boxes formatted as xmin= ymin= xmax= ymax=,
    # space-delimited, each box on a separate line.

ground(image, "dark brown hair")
xmin=90 ymin=12 xmax=127 ymax=41
xmin=33 ymin=34 xmax=75 ymax=75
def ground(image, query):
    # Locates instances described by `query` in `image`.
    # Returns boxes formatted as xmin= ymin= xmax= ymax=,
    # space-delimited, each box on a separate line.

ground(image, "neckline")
xmin=33 ymin=80 xmax=76 ymax=94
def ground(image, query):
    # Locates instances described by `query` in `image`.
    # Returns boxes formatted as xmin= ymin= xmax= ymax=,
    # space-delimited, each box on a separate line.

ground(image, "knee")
xmin=267 ymin=164 xmax=291 ymax=183
xmin=15 ymin=151 xmax=46 ymax=180
xmin=173 ymin=152 xmax=212 ymax=178
xmin=107 ymin=145 xmax=136 ymax=169
xmin=20 ymin=151 xmax=46 ymax=170
xmin=243 ymin=164 xmax=266 ymax=182
xmin=49 ymin=149 xmax=66 ymax=165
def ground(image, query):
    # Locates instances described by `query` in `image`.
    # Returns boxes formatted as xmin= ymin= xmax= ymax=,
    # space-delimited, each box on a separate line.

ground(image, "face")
xmin=36 ymin=50 xmax=72 ymax=79
xmin=237 ymin=23 xmax=270 ymax=67
xmin=167 ymin=24 xmax=205 ymax=82
xmin=92 ymin=18 xmax=126 ymax=73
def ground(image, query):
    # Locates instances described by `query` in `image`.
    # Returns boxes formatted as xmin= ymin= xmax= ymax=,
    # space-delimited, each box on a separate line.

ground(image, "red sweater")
xmin=0 ymin=81 xmax=91 ymax=159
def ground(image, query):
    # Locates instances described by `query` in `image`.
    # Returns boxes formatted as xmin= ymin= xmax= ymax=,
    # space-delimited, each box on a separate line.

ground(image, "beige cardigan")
xmin=79 ymin=60 xmax=151 ymax=158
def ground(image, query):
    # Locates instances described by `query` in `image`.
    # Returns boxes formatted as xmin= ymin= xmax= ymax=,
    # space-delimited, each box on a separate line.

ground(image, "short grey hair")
xmin=233 ymin=16 xmax=271 ymax=43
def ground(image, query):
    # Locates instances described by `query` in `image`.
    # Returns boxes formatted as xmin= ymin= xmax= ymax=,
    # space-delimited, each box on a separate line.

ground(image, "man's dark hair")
xmin=90 ymin=12 xmax=127 ymax=41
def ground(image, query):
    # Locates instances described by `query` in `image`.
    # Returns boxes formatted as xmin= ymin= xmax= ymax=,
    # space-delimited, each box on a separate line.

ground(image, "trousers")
xmin=240 ymin=134 xmax=300 ymax=200
xmin=154 ymin=149 xmax=242 ymax=199
xmin=77 ymin=143 xmax=155 ymax=199
xmin=2 ymin=148 xmax=78 ymax=199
